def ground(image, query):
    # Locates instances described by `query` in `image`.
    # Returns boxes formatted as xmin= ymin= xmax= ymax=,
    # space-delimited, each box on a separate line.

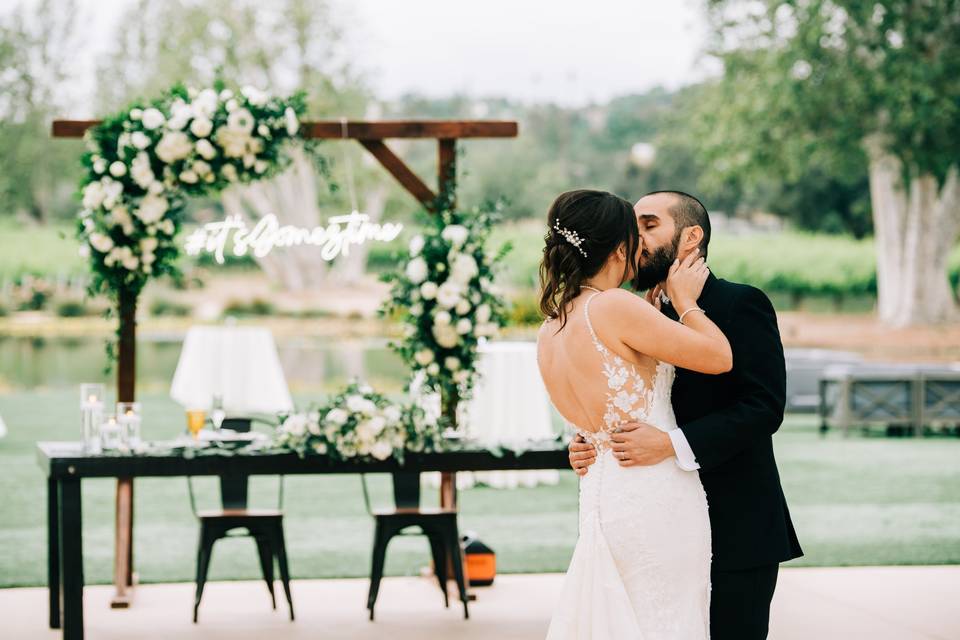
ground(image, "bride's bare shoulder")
xmin=589 ymin=288 xmax=653 ymax=318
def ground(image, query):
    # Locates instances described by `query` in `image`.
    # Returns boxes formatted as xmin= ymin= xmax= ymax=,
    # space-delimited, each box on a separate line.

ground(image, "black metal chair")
xmin=187 ymin=418 xmax=294 ymax=623
xmin=361 ymin=472 xmax=469 ymax=621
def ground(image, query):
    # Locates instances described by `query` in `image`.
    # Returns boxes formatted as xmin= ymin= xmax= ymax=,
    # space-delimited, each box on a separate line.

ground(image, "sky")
xmin=69 ymin=0 xmax=714 ymax=109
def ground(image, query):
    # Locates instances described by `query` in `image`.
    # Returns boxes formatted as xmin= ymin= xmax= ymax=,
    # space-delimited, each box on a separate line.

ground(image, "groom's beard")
xmin=632 ymin=241 xmax=678 ymax=292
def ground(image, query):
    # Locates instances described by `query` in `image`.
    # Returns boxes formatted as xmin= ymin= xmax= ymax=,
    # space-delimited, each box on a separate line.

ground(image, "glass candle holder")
xmin=79 ymin=383 xmax=105 ymax=454
xmin=100 ymin=414 xmax=122 ymax=450
xmin=116 ymin=402 xmax=142 ymax=448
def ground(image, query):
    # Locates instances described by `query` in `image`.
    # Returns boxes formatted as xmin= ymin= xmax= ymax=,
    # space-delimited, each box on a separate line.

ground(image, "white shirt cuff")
xmin=669 ymin=428 xmax=700 ymax=471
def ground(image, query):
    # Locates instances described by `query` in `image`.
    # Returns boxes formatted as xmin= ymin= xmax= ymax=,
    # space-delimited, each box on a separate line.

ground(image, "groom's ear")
xmin=680 ymin=225 xmax=705 ymax=256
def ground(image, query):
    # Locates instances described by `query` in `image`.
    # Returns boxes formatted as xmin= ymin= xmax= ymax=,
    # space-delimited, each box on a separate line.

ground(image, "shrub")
xmin=149 ymin=298 xmax=192 ymax=317
xmin=223 ymin=298 xmax=275 ymax=316
xmin=55 ymin=300 xmax=89 ymax=317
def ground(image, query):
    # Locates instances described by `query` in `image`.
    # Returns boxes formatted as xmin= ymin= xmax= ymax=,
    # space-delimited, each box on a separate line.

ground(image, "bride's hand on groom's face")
xmin=664 ymin=248 xmax=709 ymax=309
xmin=611 ymin=422 xmax=674 ymax=467
xmin=568 ymin=434 xmax=597 ymax=476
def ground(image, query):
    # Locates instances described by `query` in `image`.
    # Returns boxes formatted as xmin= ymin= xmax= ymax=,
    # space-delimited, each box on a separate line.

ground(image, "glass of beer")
xmin=186 ymin=409 xmax=207 ymax=439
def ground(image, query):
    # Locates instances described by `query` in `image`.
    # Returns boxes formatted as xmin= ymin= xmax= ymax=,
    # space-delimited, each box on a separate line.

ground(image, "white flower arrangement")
xmin=76 ymin=82 xmax=306 ymax=303
xmin=274 ymin=381 xmax=445 ymax=462
xmin=380 ymin=200 xmax=511 ymax=411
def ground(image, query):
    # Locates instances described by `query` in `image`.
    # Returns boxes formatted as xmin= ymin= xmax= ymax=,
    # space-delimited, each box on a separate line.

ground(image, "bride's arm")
xmin=593 ymin=254 xmax=732 ymax=374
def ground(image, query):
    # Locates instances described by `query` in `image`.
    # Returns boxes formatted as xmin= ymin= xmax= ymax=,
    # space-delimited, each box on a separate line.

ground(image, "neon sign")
xmin=184 ymin=211 xmax=403 ymax=264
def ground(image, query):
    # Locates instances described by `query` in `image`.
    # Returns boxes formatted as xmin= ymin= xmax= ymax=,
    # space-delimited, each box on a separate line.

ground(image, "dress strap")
xmin=583 ymin=293 xmax=608 ymax=355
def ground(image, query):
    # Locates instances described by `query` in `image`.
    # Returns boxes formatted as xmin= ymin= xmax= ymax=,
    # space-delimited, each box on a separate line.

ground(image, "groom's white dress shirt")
xmin=658 ymin=289 xmax=701 ymax=472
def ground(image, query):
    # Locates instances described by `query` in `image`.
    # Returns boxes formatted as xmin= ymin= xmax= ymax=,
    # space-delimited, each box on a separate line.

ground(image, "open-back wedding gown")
xmin=539 ymin=290 xmax=711 ymax=639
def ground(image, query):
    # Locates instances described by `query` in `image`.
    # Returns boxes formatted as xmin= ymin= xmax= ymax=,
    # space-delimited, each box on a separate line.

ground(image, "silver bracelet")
xmin=679 ymin=307 xmax=706 ymax=324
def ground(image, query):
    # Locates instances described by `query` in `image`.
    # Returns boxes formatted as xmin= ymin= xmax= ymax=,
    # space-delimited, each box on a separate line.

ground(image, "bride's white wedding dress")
xmin=541 ymin=292 xmax=711 ymax=639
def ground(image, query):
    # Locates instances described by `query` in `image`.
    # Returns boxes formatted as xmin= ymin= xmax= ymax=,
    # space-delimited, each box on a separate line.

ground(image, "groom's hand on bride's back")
xmin=568 ymin=434 xmax=596 ymax=476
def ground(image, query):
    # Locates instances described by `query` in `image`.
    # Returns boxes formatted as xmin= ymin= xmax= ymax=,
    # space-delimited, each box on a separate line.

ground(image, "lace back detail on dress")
xmin=579 ymin=293 xmax=657 ymax=453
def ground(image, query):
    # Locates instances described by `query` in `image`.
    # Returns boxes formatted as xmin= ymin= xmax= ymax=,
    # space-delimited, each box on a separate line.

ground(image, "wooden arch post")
xmin=52 ymin=118 xmax=518 ymax=606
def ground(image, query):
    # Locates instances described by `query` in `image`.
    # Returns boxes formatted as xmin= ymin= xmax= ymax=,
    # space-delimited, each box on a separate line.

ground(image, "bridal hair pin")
xmin=554 ymin=221 xmax=588 ymax=257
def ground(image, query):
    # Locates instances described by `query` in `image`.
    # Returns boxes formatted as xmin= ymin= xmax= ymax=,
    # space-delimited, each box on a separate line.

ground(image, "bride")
xmin=536 ymin=189 xmax=732 ymax=639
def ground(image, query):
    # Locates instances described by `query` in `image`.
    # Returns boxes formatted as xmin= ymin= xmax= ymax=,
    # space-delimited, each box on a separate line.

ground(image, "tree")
xmin=694 ymin=0 xmax=960 ymax=325
xmin=0 ymin=0 xmax=85 ymax=222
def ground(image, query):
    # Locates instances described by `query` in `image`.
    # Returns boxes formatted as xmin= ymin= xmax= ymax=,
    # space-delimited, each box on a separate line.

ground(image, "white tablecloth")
xmin=170 ymin=325 xmax=293 ymax=414
xmin=425 ymin=340 xmax=560 ymax=489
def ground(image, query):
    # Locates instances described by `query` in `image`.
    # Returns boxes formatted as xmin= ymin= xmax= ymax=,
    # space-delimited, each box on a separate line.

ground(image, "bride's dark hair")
xmin=538 ymin=189 xmax=640 ymax=329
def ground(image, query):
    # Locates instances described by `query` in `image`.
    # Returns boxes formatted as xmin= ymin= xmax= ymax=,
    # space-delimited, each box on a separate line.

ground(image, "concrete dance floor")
xmin=4 ymin=566 xmax=958 ymax=639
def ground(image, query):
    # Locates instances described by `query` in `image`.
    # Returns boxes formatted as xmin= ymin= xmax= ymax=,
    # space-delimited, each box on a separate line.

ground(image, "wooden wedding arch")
xmin=52 ymin=118 xmax=518 ymax=606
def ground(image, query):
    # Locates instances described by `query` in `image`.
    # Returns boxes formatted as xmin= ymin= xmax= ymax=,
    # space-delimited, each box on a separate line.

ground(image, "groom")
xmin=568 ymin=191 xmax=803 ymax=640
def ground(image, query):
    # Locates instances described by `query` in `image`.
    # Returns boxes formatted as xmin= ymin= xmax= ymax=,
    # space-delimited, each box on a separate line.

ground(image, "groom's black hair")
xmin=644 ymin=190 xmax=711 ymax=257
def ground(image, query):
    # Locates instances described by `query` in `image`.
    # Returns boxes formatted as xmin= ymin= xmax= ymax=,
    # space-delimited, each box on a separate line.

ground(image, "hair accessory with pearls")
xmin=553 ymin=220 xmax=588 ymax=257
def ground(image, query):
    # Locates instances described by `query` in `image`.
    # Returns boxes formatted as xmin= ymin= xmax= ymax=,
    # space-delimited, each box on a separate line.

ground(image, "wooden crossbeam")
xmin=51 ymin=119 xmax=518 ymax=139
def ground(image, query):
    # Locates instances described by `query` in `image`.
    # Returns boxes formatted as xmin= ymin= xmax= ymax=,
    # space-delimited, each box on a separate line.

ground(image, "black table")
xmin=38 ymin=441 xmax=571 ymax=639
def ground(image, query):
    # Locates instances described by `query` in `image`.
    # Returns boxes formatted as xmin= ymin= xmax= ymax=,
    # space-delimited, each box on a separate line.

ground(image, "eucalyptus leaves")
xmin=77 ymin=82 xmax=306 ymax=299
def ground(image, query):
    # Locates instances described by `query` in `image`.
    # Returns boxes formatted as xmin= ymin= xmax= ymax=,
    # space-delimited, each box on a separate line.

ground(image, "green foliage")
xmin=54 ymin=299 xmax=89 ymax=317
xmin=222 ymin=298 xmax=276 ymax=317
xmin=699 ymin=0 xmax=960 ymax=182
xmin=148 ymin=297 xmax=192 ymax=317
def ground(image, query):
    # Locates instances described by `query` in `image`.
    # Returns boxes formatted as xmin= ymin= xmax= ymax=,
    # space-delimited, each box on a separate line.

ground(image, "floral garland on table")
xmin=76 ymin=82 xmax=307 ymax=307
xmin=274 ymin=381 xmax=447 ymax=463
xmin=380 ymin=200 xmax=511 ymax=417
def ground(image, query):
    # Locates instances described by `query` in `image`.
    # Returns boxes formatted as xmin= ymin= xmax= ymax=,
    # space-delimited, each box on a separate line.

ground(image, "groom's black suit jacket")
xmin=664 ymin=273 xmax=803 ymax=571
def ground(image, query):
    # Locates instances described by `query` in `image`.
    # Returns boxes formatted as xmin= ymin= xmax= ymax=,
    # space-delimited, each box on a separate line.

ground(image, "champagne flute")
xmin=186 ymin=409 xmax=207 ymax=440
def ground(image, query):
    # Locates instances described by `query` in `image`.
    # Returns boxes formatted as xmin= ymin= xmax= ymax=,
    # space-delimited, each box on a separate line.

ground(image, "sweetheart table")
xmin=38 ymin=441 xmax=570 ymax=639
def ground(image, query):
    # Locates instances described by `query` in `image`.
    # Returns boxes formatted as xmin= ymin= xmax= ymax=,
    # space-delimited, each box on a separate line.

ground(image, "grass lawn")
xmin=1 ymin=389 xmax=958 ymax=588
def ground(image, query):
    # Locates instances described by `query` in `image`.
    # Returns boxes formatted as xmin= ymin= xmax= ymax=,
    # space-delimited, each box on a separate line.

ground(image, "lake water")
xmin=0 ymin=335 xmax=410 ymax=395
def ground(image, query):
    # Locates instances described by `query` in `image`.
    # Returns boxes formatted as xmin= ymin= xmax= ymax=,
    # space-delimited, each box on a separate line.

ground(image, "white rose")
xmin=284 ymin=414 xmax=308 ymax=437
xmin=148 ymin=180 xmax=165 ymax=195
xmin=108 ymin=161 xmax=127 ymax=177
xmin=414 ymin=349 xmax=435 ymax=366
xmin=219 ymin=89 xmax=234 ymax=101
xmin=434 ymin=310 xmax=452 ymax=326
xmin=456 ymin=318 xmax=472 ymax=335
xmin=444 ymin=356 xmax=460 ymax=371
xmin=450 ymin=253 xmax=479 ymax=285
xmin=257 ymin=123 xmax=270 ymax=137
xmin=160 ymin=219 xmax=175 ymax=235
xmin=455 ymin=299 xmax=471 ymax=315
xmin=241 ymin=85 xmax=269 ymax=107
xmin=110 ymin=206 xmax=134 ymax=235
xmin=190 ymin=117 xmax=213 ymax=138
xmin=409 ymin=234 xmax=425 ymax=255
xmin=100 ymin=178 xmax=123 ymax=210
xmin=383 ymin=405 xmax=402 ymax=424
xmin=129 ymin=108 xmax=143 ymax=120
xmin=134 ymin=193 xmax=169 ymax=224
xmin=227 ymin=108 xmax=255 ymax=134
xmin=89 ymin=232 xmax=114 ymax=253
xmin=92 ymin=158 xmax=106 ymax=174
xmin=436 ymin=281 xmax=462 ymax=309
xmin=140 ymin=108 xmax=165 ymax=129
xmin=155 ymin=132 xmax=193 ymax=164
xmin=346 ymin=395 xmax=367 ymax=413
xmin=405 ymin=257 xmax=428 ymax=284
xmin=312 ymin=442 xmax=328 ymax=454
xmin=427 ymin=363 xmax=440 ymax=376
xmin=215 ymin=127 xmax=249 ymax=158
xmin=140 ymin=237 xmax=158 ymax=254
xmin=454 ymin=370 xmax=470 ymax=384
xmin=81 ymin=182 xmax=105 ymax=209
xmin=179 ymin=169 xmax=199 ymax=184
xmin=254 ymin=160 xmax=268 ymax=174
xmin=476 ymin=304 xmax=492 ymax=323
xmin=221 ymin=164 xmax=238 ymax=181
xmin=441 ymin=224 xmax=469 ymax=247
xmin=307 ymin=418 xmax=322 ymax=436
xmin=193 ymin=160 xmax=211 ymax=177
xmin=370 ymin=440 xmax=393 ymax=461
xmin=367 ymin=416 xmax=387 ymax=436
xmin=419 ymin=281 xmax=438 ymax=300
xmin=121 ymin=253 xmax=139 ymax=271
xmin=284 ymin=106 xmax=299 ymax=136
xmin=194 ymin=89 xmax=218 ymax=117
xmin=410 ymin=303 xmax=423 ymax=316
xmin=195 ymin=138 xmax=217 ymax=160
xmin=130 ymin=153 xmax=155 ymax=188
xmin=131 ymin=131 xmax=151 ymax=150
xmin=432 ymin=323 xmax=460 ymax=349
xmin=326 ymin=408 xmax=348 ymax=426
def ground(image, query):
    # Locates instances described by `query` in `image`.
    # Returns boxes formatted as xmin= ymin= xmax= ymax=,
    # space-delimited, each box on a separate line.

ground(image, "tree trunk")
xmin=864 ymin=134 xmax=960 ymax=326
xmin=330 ymin=184 xmax=388 ymax=284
